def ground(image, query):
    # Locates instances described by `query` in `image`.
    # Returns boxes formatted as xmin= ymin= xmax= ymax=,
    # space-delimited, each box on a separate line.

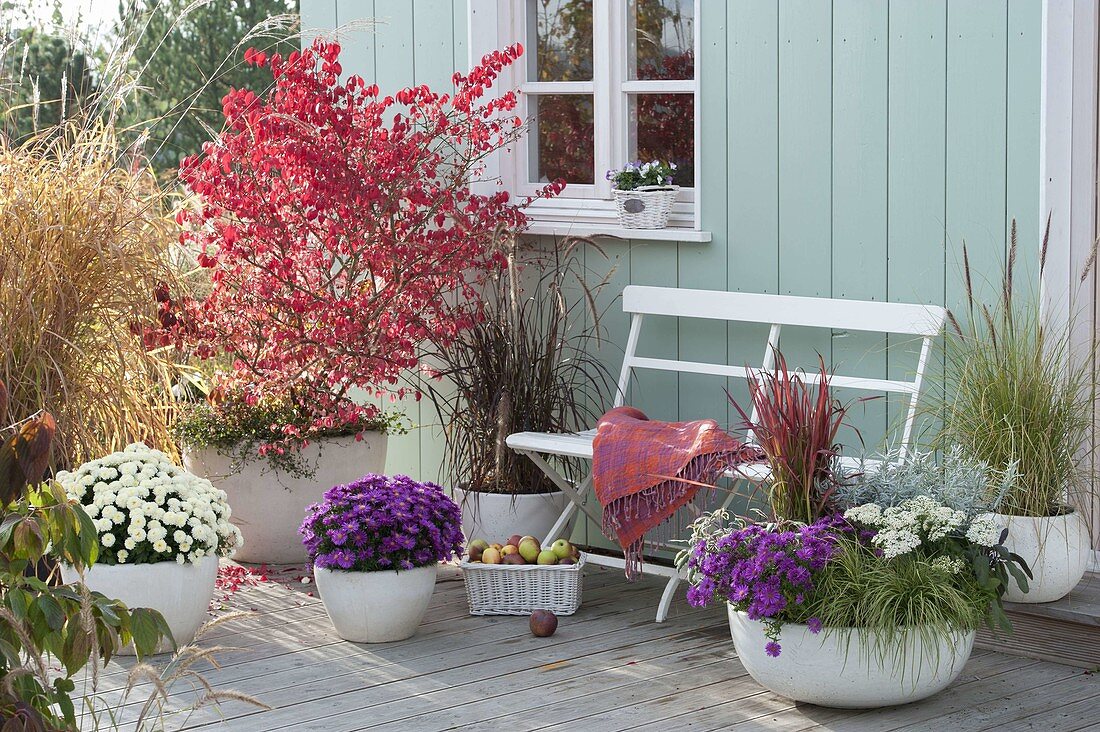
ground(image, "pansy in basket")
xmin=57 ymin=442 xmax=242 ymax=565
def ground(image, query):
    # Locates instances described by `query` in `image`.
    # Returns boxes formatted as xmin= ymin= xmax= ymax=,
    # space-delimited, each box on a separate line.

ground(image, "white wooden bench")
xmin=506 ymin=285 xmax=947 ymax=621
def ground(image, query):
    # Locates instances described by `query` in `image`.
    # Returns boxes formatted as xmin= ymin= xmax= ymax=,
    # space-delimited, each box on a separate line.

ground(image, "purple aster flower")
xmin=765 ymin=641 xmax=782 ymax=657
xmin=299 ymin=473 xmax=463 ymax=573
xmin=806 ymin=617 xmax=823 ymax=634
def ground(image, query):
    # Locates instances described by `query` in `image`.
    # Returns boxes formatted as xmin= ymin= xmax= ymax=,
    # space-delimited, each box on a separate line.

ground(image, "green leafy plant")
xmin=730 ymin=350 xmax=851 ymax=524
xmin=419 ymin=236 xmax=613 ymax=495
xmin=836 ymin=447 xmax=1015 ymax=518
xmin=0 ymin=379 xmax=173 ymax=730
xmin=936 ymin=219 xmax=1096 ymax=517
xmin=172 ymin=390 xmax=406 ymax=479
xmin=606 ymin=160 xmax=678 ymax=190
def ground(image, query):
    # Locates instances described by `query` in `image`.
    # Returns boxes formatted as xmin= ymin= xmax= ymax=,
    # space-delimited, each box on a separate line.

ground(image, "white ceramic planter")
xmin=183 ymin=433 xmax=387 ymax=564
xmin=314 ymin=564 xmax=437 ymax=642
xmin=727 ymin=608 xmax=974 ymax=708
xmin=992 ymin=509 xmax=1091 ymax=604
xmin=62 ymin=556 xmax=218 ymax=654
xmin=453 ymin=488 xmax=570 ymax=543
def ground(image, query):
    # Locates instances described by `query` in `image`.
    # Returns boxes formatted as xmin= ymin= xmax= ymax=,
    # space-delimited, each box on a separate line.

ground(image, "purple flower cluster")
xmin=686 ymin=515 xmax=850 ymax=656
xmin=300 ymin=474 xmax=463 ymax=572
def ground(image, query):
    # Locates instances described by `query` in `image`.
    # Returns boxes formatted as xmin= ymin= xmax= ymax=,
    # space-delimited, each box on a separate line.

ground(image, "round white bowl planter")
xmin=992 ymin=510 xmax=1091 ymax=604
xmin=453 ymin=488 xmax=570 ymax=542
xmin=62 ymin=556 xmax=218 ymax=655
xmin=314 ymin=564 xmax=438 ymax=643
xmin=184 ymin=433 xmax=387 ymax=564
xmin=727 ymin=609 xmax=974 ymax=708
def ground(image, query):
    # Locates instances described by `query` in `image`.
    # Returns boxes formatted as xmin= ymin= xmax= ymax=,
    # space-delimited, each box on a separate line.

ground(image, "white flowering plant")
xmin=842 ymin=495 xmax=1031 ymax=633
xmin=606 ymin=160 xmax=678 ymax=190
xmin=57 ymin=443 xmax=242 ymax=566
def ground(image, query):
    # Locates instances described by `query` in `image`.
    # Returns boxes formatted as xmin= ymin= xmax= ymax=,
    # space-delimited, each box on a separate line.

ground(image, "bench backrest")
xmin=614 ymin=285 xmax=947 ymax=452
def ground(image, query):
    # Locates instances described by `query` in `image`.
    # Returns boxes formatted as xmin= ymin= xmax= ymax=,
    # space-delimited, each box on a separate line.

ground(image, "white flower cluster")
xmin=57 ymin=443 xmax=242 ymax=565
xmin=844 ymin=496 xmax=968 ymax=559
xmin=964 ymin=514 xmax=1002 ymax=548
xmin=931 ymin=556 xmax=968 ymax=575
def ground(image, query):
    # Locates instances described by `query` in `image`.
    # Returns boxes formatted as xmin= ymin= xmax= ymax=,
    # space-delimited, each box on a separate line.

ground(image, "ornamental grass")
xmin=0 ymin=128 xmax=183 ymax=466
xmin=936 ymin=218 xmax=1096 ymax=518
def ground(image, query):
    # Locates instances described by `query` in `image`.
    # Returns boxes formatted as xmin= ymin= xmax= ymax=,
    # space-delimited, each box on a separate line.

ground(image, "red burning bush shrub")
xmin=175 ymin=39 xmax=562 ymax=441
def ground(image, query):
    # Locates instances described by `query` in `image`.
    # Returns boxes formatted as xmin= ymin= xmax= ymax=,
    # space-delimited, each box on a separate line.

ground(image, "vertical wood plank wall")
xmin=303 ymin=0 xmax=1043 ymax=491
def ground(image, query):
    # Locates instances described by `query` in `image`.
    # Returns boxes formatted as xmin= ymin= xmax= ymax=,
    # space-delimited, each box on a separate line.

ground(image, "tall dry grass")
xmin=0 ymin=126 xmax=182 ymax=466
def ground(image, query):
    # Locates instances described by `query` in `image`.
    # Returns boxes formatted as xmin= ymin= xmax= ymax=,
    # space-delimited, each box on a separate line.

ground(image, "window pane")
xmin=629 ymin=0 xmax=694 ymax=80
xmin=629 ymin=93 xmax=694 ymax=187
xmin=528 ymin=0 xmax=593 ymax=82
xmin=531 ymin=95 xmax=595 ymax=184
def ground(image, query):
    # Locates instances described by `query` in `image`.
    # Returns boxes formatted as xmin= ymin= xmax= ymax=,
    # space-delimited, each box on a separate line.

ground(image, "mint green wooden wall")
xmin=303 ymin=0 xmax=1043 ymax=486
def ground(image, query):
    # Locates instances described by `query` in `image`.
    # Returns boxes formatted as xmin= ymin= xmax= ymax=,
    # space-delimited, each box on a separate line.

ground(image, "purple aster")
xmin=765 ymin=642 xmax=782 ymax=657
xmin=806 ymin=617 xmax=823 ymax=634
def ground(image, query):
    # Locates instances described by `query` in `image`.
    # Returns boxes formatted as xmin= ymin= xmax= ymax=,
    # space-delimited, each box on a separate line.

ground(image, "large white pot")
xmin=183 ymin=433 xmax=387 ymax=564
xmin=727 ymin=608 xmax=974 ymax=708
xmin=62 ymin=556 xmax=218 ymax=654
xmin=314 ymin=564 xmax=437 ymax=643
xmin=453 ymin=488 xmax=570 ymax=544
xmin=992 ymin=509 xmax=1091 ymax=603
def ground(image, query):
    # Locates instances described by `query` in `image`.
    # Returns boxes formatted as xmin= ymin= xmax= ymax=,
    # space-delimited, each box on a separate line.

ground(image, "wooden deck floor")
xmin=93 ymin=563 xmax=1100 ymax=731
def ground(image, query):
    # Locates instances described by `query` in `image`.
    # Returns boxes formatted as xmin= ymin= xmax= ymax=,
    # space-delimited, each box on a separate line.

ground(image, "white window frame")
xmin=469 ymin=0 xmax=705 ymax=237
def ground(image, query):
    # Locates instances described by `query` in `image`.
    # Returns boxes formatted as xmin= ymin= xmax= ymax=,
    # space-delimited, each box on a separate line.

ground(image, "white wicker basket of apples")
xmin=459 ymin=535 xmax=585 ymax=616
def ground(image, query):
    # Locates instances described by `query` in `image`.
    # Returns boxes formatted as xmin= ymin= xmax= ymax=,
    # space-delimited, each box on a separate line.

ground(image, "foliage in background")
xmin=0 ymin=381 xmax=173 ymax=729
xmin=836 ymin=447 xmax=1015 ymax=518
xmin=118 ymin=0 xmax=299 ymax=170
xmin=172 ymin=392 xmax=406 ymax=478
xmin=935 ymin=219 xmax=1096 ymax=518
xmin=171 ymin=40 xmax=562 ymax=446
xmin=0 ymin=129 xmax=182 ymax=467
xmin=419 ymin=237 xmax=614 ymax=495
xmin=730 ymin=351 xmax=851 ymax=524
xmin=300 ymin=474 xmax=463 ymax=572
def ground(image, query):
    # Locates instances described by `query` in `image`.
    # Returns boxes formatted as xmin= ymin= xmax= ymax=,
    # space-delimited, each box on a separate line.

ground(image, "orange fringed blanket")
xmin=592 ymin=406 xmax=762 ymax=580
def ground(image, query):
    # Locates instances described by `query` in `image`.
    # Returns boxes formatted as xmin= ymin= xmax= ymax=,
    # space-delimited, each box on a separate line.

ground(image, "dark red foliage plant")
xmin=175 ymin=39 xmax=563 ymax=441
xmin=730 ymin=350 xmax=850 ymax=524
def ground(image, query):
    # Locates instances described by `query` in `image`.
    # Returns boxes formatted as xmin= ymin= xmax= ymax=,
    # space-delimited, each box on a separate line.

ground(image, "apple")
xmin=468 ymin=538 xmax=490 ymax=553
xmin=489 ymin=543 xmax=503 ymax=552
xmin=482 ymin=547 xmax=502 ymax=564
xmin=506 ymin=534 xmax=523 ymax=548
xmin=536 ymin=550 xmax=558 ymax=566
xmin=518 ymin=537 xmax=541 ymax=563
xmin=529 ymin=609 xmax=558 ymax=637
xmin=468 ymin=545 xmax=484 ymax=562
xmin=502 ymin=553 xmax=526 ymax=565
xmin=558 ymin=557 xmax=575 ymax=565
xmin=550 ymin=539 xmax=573 ymax=560
xmin=501 ymin=545 xmax=519 ymax=556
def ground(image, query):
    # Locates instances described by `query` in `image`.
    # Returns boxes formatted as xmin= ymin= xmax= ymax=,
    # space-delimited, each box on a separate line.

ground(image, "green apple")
xmin=550 ymin=539 xmax=573 ymax=560
xmin=536 ymin=550 xmax=559 ymax=565
xmin=518 ymin=537 xmax=541 ymax=563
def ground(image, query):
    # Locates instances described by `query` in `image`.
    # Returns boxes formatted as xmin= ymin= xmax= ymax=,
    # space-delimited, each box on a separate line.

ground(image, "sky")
xmin=28 ymin=0 xmax=120 ymax=32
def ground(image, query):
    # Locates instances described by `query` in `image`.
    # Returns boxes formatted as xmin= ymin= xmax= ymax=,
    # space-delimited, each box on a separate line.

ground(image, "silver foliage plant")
xmin=835 ymin=447 xmax=1015 ymax=517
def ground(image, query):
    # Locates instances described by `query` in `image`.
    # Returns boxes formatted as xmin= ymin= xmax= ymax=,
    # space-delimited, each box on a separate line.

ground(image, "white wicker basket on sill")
xmin=612 ymin=185 xmax=679 ymax=229
xmin=460 ymin=553 xmax=586 ymax=616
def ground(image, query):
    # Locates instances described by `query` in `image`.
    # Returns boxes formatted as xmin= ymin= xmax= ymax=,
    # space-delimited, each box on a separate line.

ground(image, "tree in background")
xmin=0 ymin=3 xmax=99 ymax=142
xmin=117 ymin=0 xmax=299 ymax=169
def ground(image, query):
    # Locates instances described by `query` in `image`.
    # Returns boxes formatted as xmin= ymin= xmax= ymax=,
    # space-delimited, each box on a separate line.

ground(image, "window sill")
xmin=520 ymin=221 xmax=712 ymax=242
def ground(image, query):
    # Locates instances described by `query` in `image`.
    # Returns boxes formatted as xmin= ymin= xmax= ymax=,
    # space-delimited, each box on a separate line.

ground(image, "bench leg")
xmin=656 ymin=573 xmax=682 ymax=623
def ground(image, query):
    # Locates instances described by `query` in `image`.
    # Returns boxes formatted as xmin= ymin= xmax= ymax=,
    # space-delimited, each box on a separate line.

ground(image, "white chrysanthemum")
xmin=101 ymin=533 xmax=116 ymax=548
xmin=124 ymin=538 xmax=136 ymax=550
xmin=117 ymin=550 xmax=129 ymax=563
xmin=152 ymin=539 xmax=169 ymax=553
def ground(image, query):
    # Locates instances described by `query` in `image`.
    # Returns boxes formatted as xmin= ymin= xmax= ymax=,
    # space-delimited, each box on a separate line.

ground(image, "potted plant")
xmin=689 ymin=355 xmax=1029 ymax=708
xmin=684 ymin=451 xmax=1027 ymax=708
xmin=607 ymin=160 xmax=679 ymax=229
xmin=419 ymin=239 xmax=612 ymax=541
xmin=56 ymin=442 xmax=242 ymax=652
xmin=175 ymin=389 xmax=400 ymax=563
xmin=168 ymin=40 xmax=561 ymax=563
xmin=937 ymin=220 xmax=1094 ymax=603
xmin=300 ymin=473 xmax=463 ymax=643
